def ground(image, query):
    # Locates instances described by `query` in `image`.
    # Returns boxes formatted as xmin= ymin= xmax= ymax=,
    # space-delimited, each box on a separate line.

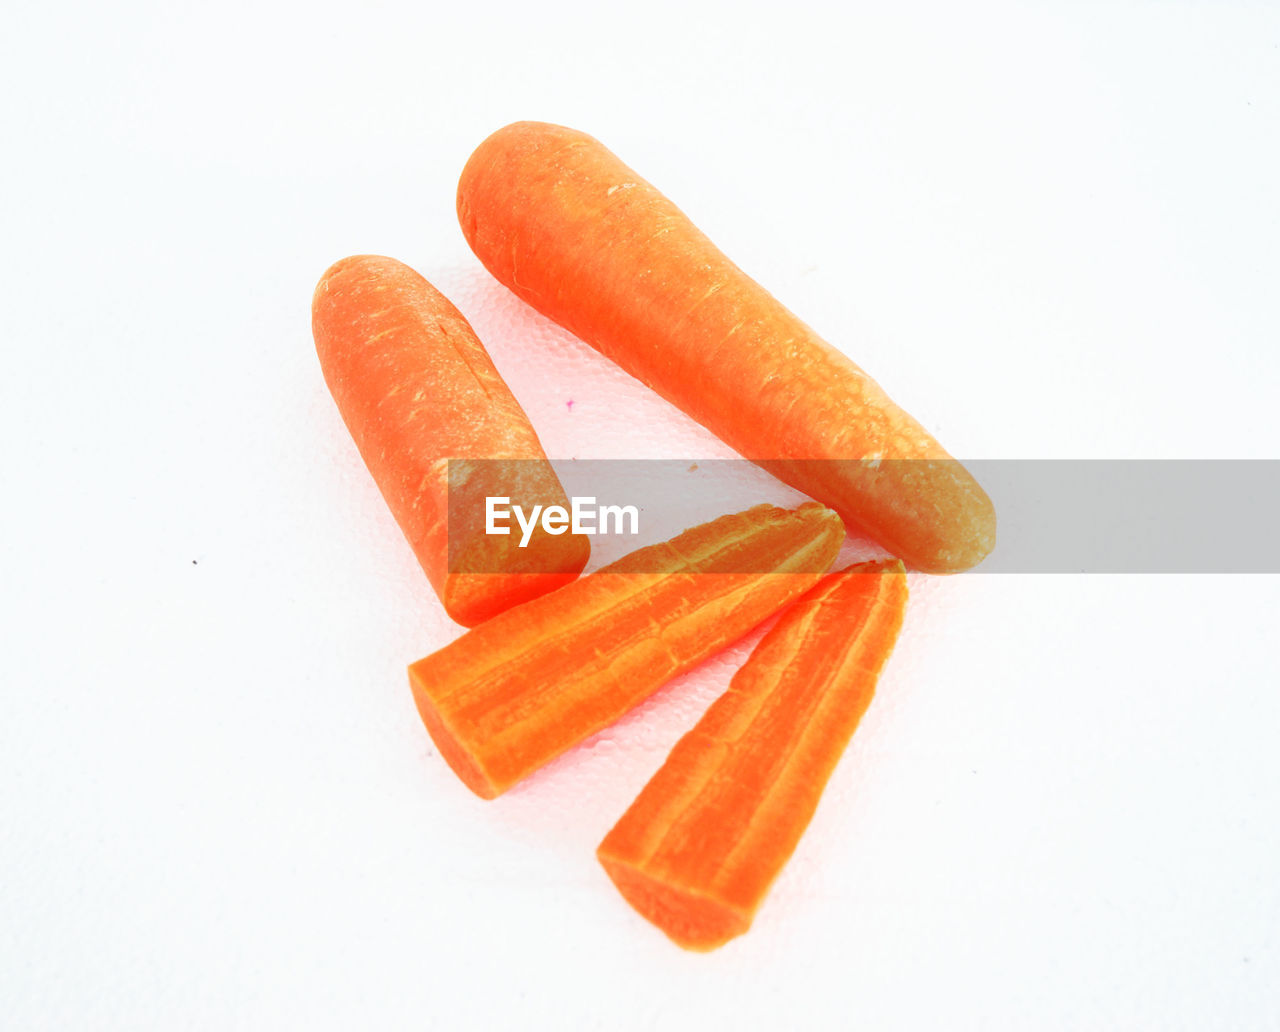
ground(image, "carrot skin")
xmin=407 ymin=503 xmax=845 ymax=799
xmin=597 ymin=559 xmax=908 ymax=950
xmin=457 ymin=122 xmax=995 ymax=573
xmin=312 ymin=255 xmax=589 ymax=627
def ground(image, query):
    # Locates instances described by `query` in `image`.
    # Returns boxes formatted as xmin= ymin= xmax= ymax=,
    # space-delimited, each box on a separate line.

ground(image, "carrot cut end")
xmin=408 ymin=664 xmax=502 ymax=800
xmin=597 ymin=852 xmax=752 ymax=952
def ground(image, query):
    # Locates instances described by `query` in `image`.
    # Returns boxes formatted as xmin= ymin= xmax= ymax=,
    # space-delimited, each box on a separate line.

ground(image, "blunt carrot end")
xmin=596 ymin=854 xmax=751 ymax=952
xmin=411 ymin=686 xmax=502 ymax=800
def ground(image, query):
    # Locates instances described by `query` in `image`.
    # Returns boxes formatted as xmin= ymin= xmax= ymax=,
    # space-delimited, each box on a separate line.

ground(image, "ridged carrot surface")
xmin=457 ymin=121 xmax=995 ymax=573
xmin=597 ymin=559 xmax=908 ymax=951
xmin=408 ymin=503 xmax=845 ymax=799
xmin=312 ymin=254 xmax=588 ymax=627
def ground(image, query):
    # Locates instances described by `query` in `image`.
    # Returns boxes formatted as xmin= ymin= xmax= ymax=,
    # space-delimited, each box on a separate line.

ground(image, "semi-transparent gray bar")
xmin=446 ymin=459 xmax=1280 ymax=573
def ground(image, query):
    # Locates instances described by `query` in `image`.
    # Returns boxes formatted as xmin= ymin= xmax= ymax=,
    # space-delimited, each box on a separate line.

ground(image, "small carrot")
xmin=597 ymin=559 xmax=908 ymax=951
xmin=312 ymin=255 xmax=589 ymax=627
xmin=457 ymin=122 xmax=995 ymax=573
xmin=407 ymin=502 xmax=845 ymax=799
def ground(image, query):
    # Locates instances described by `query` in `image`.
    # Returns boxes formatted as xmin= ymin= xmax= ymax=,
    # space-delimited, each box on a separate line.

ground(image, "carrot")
xmin=457 ymin=122 xmax=995 ymax=573
xmin=312 ymin=254 xmax=589 ymax=627
xmin=407 ymin=502 xmax=845 ymax=799
xmin=597 ymin=558 xmax=908 ymax=951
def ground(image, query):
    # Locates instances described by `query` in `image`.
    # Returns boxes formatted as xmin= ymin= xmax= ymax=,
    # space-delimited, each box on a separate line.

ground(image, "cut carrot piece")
xmin=312 ymin=254 xmax=589 ymax=627
xmin=597 ymin=559 xmax=908 ymax=951
xmin=457 ymin=122 xmax=995 ymax=573
xmin=407 ymin=503 xmax=845 ymax=799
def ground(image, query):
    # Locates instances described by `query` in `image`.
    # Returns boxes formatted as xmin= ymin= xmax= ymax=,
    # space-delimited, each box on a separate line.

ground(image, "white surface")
xmin=3 ymin=1 xmax=1279 ymax=1028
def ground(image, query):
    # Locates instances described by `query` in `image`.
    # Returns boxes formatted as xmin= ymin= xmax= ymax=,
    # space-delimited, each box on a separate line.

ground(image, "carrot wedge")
xmin=597 ymin=559 xmax=908 ymax=951
xmin=407 ymin=503 xmax=845 ymax=799
xmin=312 ymin=254 xmax=588 ymax=627
xmin=457 ymin=122 xmax=995 ymax=573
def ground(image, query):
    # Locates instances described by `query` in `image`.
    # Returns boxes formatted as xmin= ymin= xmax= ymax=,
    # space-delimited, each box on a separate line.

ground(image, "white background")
xmin=3 ymin=1 xmax=1279 ymax=1028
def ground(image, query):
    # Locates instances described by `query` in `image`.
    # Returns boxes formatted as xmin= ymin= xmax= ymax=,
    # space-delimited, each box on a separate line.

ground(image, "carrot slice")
xmin=457 ymin=122 xmax=995 ymax=573
xmin=407 ymin=503 xmax=845 ymax=799
xmin=312 ymin=254 xmax=589 ymax=627
xmin=597 ymin=559 xmax=908 ymax=951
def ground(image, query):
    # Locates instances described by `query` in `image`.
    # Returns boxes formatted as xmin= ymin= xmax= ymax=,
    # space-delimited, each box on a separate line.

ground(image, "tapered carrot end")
xmin=457 ymin=121 xmax=598 ymax=261
xmin=597 ymin=852 xmax=752 ymax=952
xmin=794 ymin=501 xmax=847 ymax=548
xmin=310 ymin=254 xmax=387 ymax=336
xmin=950 ymin=485 xmax=997 ymax=572
xmin=837 ymin=459 xmax=996 ymax=574
xmin=912 ymin=474 xmax=997 ymax=574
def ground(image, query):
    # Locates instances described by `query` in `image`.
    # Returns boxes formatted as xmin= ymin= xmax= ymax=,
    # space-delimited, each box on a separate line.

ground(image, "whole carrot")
xmin=407 ymin=502 xmax=844 ymax=799
xmin=312 ymin=255 xmax=588 ymax=627
xmin=597 ymin=559 xmax=908 ymax=951
xmin=457 ymin=122 xmax=995 ymax=573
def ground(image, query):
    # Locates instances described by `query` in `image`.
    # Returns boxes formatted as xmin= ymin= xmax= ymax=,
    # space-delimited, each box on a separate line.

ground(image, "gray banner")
xmin=446 ymin=460 xmax=1280 ymax=574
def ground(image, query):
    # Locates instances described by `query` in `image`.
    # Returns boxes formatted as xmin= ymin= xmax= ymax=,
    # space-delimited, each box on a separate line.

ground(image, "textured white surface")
xmin=3 ymin=1 xmax=1279 ymax=1029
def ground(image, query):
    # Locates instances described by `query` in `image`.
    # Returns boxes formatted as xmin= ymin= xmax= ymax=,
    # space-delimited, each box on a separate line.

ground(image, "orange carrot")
xmin=407 ymin=502 xmax=845 ymax=799
xmin=597 ymin=559 xmax=908 ymax=951
xmin=457 ymin=122 xmax=995 ymax=573
xmin=312 ymin=254 xmax=588 ymax=627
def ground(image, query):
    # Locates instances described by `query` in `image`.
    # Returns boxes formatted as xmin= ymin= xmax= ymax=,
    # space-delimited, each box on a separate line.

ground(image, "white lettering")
xmin=487 ymin=497 xmax=640 ymax=545
xmin=514 ymin=504 xmax=543 ymax=548
xmin=542 ymin=505 xmax=569 ymax=534
xmin=571 ymin=496 xmax=595 ymax=534
xmin=599 ymin=504 xmax=639 ymax=536
xmin=486 ymin=496 xmax=510 ymax=535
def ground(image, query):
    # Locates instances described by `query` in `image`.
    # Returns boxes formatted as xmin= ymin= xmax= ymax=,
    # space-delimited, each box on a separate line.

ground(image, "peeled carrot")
xmin=457 ymin=122 xmax=995 ymax=573
xmin=312 ymin=254 xmax=589 ymax=627
xmin=407 ymin=502 xmax=844 ymax=799
xmin=597 ymin=558 xmax=908 ymax=951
